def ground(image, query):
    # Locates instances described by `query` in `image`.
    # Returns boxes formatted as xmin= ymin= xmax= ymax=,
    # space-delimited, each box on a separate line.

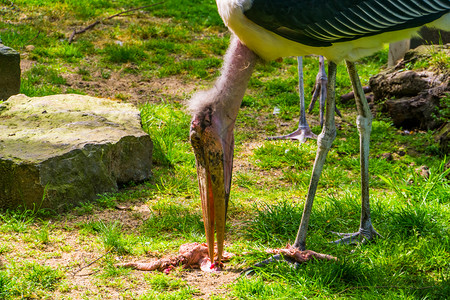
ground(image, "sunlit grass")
xmin=0 ymin=261 xmax=65 ymax=298
xmin=141 ymin=202 xmax=204 ymax=238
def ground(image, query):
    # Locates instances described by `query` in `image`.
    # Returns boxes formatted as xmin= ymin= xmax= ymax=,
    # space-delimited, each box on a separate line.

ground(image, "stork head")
xmin=189 ymin=37 xmax=258 ymax=270
xmin=189 ymin=98 xmax=234 ymax=271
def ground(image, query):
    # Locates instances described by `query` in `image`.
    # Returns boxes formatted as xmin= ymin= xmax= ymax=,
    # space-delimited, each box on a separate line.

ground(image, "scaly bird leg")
xmin=241 ymin=62 xmax=338 ymax=272
xmin=267 ymin=57 xmax=316 ymax=143
xmin=331 ymin=61 xmax=381 ymax=245
xmin=244 ymin=62 xmax=338 ymax=273
xmin=268 ymin=56 xmax=341 ymax=142
xmin=308 ymin=56 xmax=342 ymax=126
xmin=293 ymin=61 xmax=338 ymax=251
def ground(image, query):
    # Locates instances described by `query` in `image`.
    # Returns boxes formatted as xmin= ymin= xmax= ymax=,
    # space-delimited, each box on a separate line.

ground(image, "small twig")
xmin=102 ymin=2 xmax=165 ymax=21
xmin=71 ymin=250 xmax=112 ymax=276
xmin=74 ymin=270 xmax=101 ymax=277
xmin=21 ymin=30 xmax=41 ymax=48
xmin=68 ymin=2 xmax=165 ymax=44
xmin=68 ymin=21 xmax=100 ymax=44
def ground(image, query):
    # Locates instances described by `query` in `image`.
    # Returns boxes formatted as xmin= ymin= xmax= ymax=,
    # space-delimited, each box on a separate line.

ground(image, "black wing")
xmin=244 ymin=0 xmax=450 ymax=47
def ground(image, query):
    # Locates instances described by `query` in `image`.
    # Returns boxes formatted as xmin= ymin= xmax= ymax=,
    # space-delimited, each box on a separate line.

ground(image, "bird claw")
xmin=331 ymin=227 xmax=382 ymax=245
xmin=266 ymin=127 xmax=317 ymax=143
xmin=331 ymin=232 xmax=364 ymax=245
xmin=241 ymin=246 xmax=337 ymax=275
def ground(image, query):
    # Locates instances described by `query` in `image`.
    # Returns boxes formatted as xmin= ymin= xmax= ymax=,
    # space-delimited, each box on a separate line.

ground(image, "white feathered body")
xmin=217 ymin=0 xmax=450 ymax=62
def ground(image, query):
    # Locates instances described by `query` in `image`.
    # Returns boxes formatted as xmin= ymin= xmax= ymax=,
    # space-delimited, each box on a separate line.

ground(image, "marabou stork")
xmin=189 ymin=0 xmax=450 ymax=270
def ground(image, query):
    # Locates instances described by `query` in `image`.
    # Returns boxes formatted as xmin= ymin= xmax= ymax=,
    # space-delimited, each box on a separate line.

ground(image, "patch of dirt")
xmin=64 ymin=70 xmax=201 ymax=105
xmin=20 ymin=53 xmax=206 ymax=107
xmin=31 ymin=200 xmax=241 ymax=299
xmin=19 ymin=58 xmax=35 ymax=73
xmin=181 ymin=270 xmax=240 ymax=299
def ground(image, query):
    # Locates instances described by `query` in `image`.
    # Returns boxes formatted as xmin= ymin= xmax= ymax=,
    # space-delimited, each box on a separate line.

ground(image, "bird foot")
xmin=241 ymin=245 xmax=337 ymax=275
xmin=331 ymin=227 xmax=382 ymax=245
xmin=266 ymin=127 xmax=317 ymax=143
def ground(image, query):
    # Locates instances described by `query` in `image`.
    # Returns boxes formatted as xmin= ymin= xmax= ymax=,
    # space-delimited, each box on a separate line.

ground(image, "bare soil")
xmin=20 ymin=57 xmax=203 ymax=106
xmin=32 ymin=201 xmax=241 ymax=299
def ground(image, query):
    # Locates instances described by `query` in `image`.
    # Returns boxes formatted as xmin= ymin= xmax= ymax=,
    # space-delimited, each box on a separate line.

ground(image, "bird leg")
xmin=308 ymin=55 xmax=327 ymax=127
xmin=267 ymin=56 xmax=317 ymax=143
xmin=331 ymin=60 xmax=381 ymax=245
xmin=293 ymin=61 xmax=338 ymax=251
xmin=268 ymin=56 xmax=341 ymax=142
xmin=244 ymin=62 xmax=338 ymax=272
xmin=309 ymin=56 xmax=342 ymax=124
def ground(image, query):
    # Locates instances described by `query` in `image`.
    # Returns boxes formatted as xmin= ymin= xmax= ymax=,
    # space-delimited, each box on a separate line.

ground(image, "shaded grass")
xmin=244 ymin=200 xmax=303 ymax=246
xmin=103 ymin=43 xmax=148 ymax=63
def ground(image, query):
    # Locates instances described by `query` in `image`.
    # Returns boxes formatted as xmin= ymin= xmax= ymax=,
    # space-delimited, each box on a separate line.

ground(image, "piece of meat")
xmin=116 ymin=242 xmax=234 ymax=273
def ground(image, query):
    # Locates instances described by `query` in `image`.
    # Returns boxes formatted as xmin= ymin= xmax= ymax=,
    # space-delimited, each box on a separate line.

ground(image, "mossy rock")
xmin=0 ymin=44 xmax=20 ymax=100
xmin=0 ymin=94 xmax=153 ymax=211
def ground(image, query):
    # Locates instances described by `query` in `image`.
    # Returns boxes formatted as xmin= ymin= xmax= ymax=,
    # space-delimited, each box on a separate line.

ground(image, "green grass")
xmin=146 ymin=273 xmax=187 ymax=291
xmin=103 ymin=43 xmax=148 ymax=64
xmin=0 ymin=209 xmax=38 ymax=233
xmin=98 ymin=220 xmax=129 ymax=254
xmin=0 ymin=261 xmax=64 ymax=298
xmin=141 ymin=202 xmax=204 ymax=238
xmin=0 ymin=0 xmax=449 ymax=299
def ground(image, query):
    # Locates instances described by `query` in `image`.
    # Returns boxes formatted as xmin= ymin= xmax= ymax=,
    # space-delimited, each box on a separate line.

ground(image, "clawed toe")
xmin=241 ymin=246 xmax=337 ymax=275
xmin=331 ymin=227 xmax=382 ymax=245
xmin=266 ymin=127 xmax=317 ymax=143
xmin=331 ymin=232 xmax=366 ymax=245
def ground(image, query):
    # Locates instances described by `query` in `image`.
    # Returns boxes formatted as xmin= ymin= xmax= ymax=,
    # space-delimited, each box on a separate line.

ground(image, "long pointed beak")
xmin=190 ymin=112 xmax=233 ymax=268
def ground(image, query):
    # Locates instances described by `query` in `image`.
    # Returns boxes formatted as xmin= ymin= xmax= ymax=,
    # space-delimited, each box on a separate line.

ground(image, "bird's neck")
xmin=213 ymin=36 xmax=257 ymax=129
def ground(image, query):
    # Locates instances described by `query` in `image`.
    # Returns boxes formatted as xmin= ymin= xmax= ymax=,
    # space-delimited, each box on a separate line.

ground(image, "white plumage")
xmin=217 ymin=0 xmax=449 ymax=61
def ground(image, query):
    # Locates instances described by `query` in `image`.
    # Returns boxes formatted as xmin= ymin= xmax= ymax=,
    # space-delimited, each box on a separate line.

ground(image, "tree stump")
xmin=369 ymin=44 xmax=449 ymax=151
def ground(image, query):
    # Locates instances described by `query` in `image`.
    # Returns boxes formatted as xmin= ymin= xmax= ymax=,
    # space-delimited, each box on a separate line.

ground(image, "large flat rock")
xmin=0 ymin=94 xmax=153 ymax=210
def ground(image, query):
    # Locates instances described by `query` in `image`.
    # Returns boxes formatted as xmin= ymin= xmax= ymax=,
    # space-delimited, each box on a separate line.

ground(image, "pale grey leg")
xmin=331 ymin=60 xmax=381 ymax=244
xmin=293 ymin=61 xmax=338 ymax=251
xmin=267 ymin=56 xmax=317 ymax=143
xmin=308 ymin=56 xmax=342 ymax=126
xmin=308 ymin=55 xmax=327 ymax=127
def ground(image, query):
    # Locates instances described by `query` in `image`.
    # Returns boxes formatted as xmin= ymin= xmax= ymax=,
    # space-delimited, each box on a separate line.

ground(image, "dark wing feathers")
xmin=243 ymin=0 xmax=449 ymax=47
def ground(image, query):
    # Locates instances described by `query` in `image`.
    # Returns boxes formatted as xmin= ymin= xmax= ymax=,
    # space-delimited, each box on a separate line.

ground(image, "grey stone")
xmin=370 ymin=70 xmax=432 ymax=100
xmin=0 ymin=44 xmax=20 ymax=100
xmin=0 ymin=94 xmax=153 ymax=211
xmin=371 ymin=70 xmax=448 ymax=130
